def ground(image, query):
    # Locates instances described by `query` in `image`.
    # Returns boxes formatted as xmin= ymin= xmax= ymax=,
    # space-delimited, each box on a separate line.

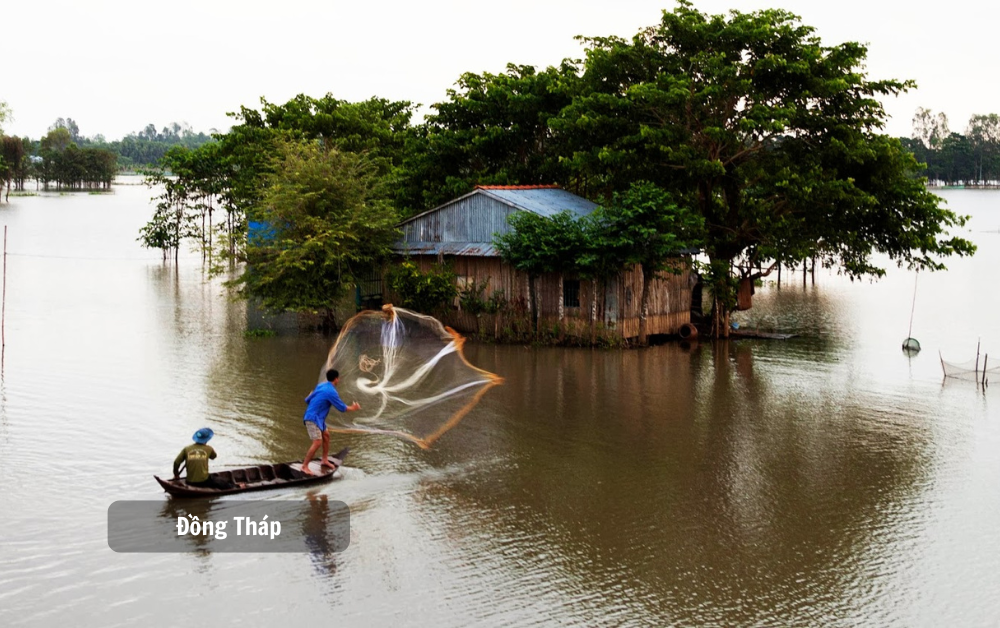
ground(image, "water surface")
xmin=1 ymin=185 xmax=999 ymax=627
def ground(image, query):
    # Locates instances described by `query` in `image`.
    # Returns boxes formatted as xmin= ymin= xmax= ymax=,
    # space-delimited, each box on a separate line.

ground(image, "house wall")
xmin=396 ymin=256 xmax=691 ymax=340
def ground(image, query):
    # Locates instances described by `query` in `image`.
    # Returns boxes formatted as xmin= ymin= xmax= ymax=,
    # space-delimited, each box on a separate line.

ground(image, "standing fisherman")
xmin=301 ymin=369 xmax=360 ymax=476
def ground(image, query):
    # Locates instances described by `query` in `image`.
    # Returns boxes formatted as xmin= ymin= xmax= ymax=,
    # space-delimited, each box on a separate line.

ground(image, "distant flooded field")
xmin=1 ymin=186 xmax=999 ymax=626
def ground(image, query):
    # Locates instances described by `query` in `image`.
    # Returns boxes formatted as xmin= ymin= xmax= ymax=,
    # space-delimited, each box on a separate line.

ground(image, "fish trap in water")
xmin=940 ymin=349 xmax=999 ymax=384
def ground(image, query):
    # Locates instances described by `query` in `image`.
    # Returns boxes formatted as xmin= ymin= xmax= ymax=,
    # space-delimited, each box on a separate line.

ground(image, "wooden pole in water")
xmin=976 ymin=338 xmax=981 ymax=376
xmin=983 ymin=354 xmax=988 ymax=387
xmin=2 ymin=225 xmax=6 ymax=367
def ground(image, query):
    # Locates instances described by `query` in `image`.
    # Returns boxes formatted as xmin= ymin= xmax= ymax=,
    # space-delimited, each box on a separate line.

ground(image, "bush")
xmin=385 ymin=260 xmax=457 ymax=315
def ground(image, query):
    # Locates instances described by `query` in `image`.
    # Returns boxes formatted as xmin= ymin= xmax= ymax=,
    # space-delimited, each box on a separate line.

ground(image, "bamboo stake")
xmin=2 ymin=225 xmax=6 ymax=368
xmin=976 ymin=338 xmax=981 ymax=376
xmin=982 ymin=354 xmax=988 ymax=388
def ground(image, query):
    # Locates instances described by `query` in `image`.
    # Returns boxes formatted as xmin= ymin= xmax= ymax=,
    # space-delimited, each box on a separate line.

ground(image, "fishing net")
xmin=320 ymin=304 xmax=502 ymax=448
xmin=939 ymin=351 xmax=1000 ymax=381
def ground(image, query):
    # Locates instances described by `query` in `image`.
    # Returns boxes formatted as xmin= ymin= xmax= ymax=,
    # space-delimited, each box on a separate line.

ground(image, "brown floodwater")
xmin=1 ymin=182 xmax=999 ymax=626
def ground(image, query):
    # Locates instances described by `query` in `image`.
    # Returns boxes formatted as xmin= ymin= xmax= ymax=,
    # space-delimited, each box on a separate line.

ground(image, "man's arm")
xmin=172 ymin=448 xmax=186 ymax=478
xmin=327 ymin=388 xmax=348 ymax=413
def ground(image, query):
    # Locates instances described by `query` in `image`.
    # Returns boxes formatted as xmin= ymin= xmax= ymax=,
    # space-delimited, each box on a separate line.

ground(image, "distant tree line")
xmin=137 ymin=3 xmax=974 ymax=338
xmin=62 ymin=119 xmax=215 ymax=169
xmin=900 ymin=107 xmax=1000 ymax=185
xmin=35 ymin=127 xmax=117 ymax=190
xmin=0 ymin=116 xmax=217 ymax=197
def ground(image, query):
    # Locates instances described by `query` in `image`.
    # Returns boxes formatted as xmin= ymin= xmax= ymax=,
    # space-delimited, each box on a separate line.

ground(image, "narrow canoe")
xmin=154 ymin=448 xmax=349 ymax=498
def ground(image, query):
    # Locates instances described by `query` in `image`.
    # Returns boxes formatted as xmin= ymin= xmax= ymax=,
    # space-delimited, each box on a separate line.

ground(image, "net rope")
xmin=320 ymin=304 xmax=503 ymax=448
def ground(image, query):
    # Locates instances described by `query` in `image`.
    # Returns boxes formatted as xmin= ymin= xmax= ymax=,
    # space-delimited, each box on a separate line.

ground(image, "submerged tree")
xmin=231 ymin=139 xmax=399 ymax=328
xmin=588 ymin=182 xmax=703 ymax=345
xmin=555 ymin=1 xmax=974 ymax=335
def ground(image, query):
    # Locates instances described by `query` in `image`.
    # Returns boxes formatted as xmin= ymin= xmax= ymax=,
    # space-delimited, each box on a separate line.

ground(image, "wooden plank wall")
xmin=397 ymin=256 xmax=691 ymax=340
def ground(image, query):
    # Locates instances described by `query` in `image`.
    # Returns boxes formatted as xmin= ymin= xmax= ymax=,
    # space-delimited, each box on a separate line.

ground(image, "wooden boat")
xmin=154 ymin=448 xmax=349 ymax=498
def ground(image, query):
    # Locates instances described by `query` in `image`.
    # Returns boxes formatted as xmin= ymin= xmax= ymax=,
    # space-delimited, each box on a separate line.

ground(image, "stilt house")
xmin=391 ymin=185 xmax=693 ymax=341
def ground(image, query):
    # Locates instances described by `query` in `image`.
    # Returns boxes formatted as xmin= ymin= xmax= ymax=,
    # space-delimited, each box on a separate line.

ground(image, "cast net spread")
xmin=939 ymin=351 xmax=1000 ymax=381
xmin=320 ymin=304 xmax=502 ymax=448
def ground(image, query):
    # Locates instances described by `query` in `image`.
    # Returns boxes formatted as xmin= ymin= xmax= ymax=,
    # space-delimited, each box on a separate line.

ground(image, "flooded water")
xmin=1 ymin=183 xmax=999 ymax=627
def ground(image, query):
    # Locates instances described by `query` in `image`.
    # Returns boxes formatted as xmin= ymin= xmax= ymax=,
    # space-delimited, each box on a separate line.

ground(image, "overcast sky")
xmin=4 ymin=0 xmax=996 ymax=141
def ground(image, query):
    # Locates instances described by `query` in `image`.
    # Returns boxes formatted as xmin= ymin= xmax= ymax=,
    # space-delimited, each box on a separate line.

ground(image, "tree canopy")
xmin=553 ymin=1 xmax=973 ymax=333
xmin=231 ymin=139 xmax=399 ymax=326
xmin=130 ymin=2 xmax=976 ymax=337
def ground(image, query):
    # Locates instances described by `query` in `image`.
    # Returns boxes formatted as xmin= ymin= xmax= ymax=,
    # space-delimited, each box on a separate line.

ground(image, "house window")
xmin=563 ymin=279 xmax=580 ymax=308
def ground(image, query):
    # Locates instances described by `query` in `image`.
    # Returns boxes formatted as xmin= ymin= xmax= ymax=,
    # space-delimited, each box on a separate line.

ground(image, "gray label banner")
xmin=108 ymin=499 xmax=350 ymax=553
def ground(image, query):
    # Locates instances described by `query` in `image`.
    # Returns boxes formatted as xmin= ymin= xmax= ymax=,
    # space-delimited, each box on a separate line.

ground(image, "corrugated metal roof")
xmin=476 ymin=187 xmax=598 ymax=219
xmin=392 ymin=242 xmax=499 ymax=256
xmin=397 ymin=186 xmax=598 ymax=228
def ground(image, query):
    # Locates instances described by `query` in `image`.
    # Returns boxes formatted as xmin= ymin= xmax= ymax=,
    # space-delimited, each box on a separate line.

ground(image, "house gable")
xmin=394 ymin=186 xmax=598 ymax=256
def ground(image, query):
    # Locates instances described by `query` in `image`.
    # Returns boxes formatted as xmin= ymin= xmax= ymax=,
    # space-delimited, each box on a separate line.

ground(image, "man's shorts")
xmin=305 ymin=421 xmax=323 ymax=440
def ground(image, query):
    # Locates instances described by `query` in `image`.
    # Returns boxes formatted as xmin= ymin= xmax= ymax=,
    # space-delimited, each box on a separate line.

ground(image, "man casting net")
xmin=320 ymin=304 xmax=502 ymax=448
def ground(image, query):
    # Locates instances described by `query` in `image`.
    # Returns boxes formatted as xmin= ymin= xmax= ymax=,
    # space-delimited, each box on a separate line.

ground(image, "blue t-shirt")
xmin=303 ymin=381 xmax=348 ymax=431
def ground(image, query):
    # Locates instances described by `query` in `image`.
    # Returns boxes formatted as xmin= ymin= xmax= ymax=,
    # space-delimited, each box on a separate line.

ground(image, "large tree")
xmin=398 ymin=63 xmax=579 ymax=213
xmin=555 ymin=1 xmax=974 ymax=335
xmin=232 ymin=139 xmax=399 ymax=327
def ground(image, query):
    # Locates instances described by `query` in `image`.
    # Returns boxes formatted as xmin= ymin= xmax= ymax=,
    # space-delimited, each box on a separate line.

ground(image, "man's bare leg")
xmin=301 ymin=439 xmax=322 ymax=476
xmin=320 ymin=430 xmax=335 ymax=471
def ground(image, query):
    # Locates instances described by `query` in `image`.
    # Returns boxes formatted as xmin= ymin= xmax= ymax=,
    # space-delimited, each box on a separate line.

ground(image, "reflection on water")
xmin=1 ymin=186 xmax=1000 ymax=626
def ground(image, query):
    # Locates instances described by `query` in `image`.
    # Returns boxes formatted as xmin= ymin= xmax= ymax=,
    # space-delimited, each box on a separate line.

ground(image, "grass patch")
xmin=244 ymin=328 xmax=277 ymax=338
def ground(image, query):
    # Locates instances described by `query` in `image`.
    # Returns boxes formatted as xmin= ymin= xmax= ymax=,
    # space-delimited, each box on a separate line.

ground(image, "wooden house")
xmin=391 ymin=185 xmax=693 ymax=341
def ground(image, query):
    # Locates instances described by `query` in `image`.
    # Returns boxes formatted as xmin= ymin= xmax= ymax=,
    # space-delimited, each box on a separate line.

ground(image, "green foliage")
xmin=902 ymin=109 xmax=1000 ymax=184
xmin=587 ymin=182 xmax=703 ymax=277
xmin=494 ymin=210 xmax=590 ymax=276
xmin=0 ymin=101 xmax=11 ymax=135
xmin=396 ymin=63 xmax=580 ymax=213
xmin=458 ymin=278 xmax=508 ymax=317
xmin=458 ymin=277 xmax=491 ymax=316
xmin=80 ymin=121 xmax=216 ymax=169
xmin=385 ymin=260 xmax=458 ymax=315
xmin=35 ymin=129 xmax=117 ymax=190
xmin=231 ymin=139 xmax=400 ymax=322
xmin=138 ymin=172 xmax=199 ymax=262
xmin=244 ymin=328 xmax=277 ymax=338
xmin=551 ymin=1 xmax=973 ymax=330
xmin=0 ymin=136 xmax=26 ymax=192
